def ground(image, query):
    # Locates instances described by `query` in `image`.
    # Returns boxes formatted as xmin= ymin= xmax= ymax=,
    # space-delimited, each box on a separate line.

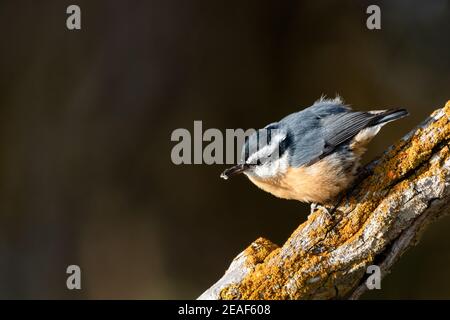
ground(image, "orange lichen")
xmin=243 ymin=237 xmax=279 ymax=267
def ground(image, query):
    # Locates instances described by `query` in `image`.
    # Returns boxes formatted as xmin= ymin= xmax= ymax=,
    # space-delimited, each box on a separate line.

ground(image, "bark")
xmin=199 ymin=100 xmax=450 ymax=300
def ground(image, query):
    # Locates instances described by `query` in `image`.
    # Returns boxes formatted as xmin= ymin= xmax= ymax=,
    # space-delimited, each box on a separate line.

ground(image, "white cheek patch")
xmin=246 ymin=131 xmax=286 ymax=165
xmin=252 ymin=152 xmax=289 ymax=179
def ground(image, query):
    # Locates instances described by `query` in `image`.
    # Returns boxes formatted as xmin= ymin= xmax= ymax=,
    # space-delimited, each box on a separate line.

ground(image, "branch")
xmin=199 ymin=100 xmax=450 ymax=300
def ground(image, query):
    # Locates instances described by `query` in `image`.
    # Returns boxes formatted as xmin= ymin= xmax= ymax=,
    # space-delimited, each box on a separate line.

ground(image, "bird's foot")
xmin=309 ymin=202 xmax=332 ymax=220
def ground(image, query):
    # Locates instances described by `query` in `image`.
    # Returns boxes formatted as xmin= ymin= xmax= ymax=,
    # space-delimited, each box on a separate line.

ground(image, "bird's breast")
xmin=247 ymin=154 xmax=358 ymax=204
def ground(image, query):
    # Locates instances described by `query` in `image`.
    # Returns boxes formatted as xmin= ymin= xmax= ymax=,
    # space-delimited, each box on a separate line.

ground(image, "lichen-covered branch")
xmin=199 ymin=100 xmax=450 ymax=300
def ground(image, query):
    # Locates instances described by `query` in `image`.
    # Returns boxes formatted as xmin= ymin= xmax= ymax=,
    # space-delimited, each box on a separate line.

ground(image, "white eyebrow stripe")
xmin=246 ymin=130 xmax=286 ymax=164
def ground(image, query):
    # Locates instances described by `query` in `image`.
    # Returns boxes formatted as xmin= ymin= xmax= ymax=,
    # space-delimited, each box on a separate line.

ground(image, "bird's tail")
xmin=373 ymin=108 xmax=409 ymax=125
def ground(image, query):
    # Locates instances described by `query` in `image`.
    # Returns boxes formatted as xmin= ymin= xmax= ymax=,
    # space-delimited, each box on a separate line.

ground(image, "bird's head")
xmin=221 ymin=124 xmax=289 ymax=180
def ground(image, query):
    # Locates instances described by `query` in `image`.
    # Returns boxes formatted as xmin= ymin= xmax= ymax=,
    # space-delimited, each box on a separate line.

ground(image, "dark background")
xmin=0 ymin=0 xmax=449 ymax=299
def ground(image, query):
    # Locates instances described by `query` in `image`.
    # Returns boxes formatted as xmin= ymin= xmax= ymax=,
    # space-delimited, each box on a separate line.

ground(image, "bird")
xmin=220 ymin=96 xmax=408 ymax=213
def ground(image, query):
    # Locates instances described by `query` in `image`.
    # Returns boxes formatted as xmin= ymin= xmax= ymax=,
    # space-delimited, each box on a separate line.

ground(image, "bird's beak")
xmin=220 ymin=164 xmax=249 ymax=180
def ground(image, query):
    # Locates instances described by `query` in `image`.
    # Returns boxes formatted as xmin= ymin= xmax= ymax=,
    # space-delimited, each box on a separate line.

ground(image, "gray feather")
xmin=276 ymin=100 xmax=408 ymax=167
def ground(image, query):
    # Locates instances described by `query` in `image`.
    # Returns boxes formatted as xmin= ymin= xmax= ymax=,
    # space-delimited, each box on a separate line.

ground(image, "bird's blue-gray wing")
xmin=281 ymin=101 xmax=380 ymax=167
xmin=320 ymin=111 xmax=379 ymax=147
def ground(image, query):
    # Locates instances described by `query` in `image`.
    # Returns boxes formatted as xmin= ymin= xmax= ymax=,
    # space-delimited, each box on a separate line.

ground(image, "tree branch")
xmin=199 ymin=100 xmax=450 ymax=300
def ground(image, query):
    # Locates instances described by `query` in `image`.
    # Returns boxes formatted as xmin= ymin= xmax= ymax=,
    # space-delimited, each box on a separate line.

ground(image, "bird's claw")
xmin=310 ymin=202 xmax=332 ymax=220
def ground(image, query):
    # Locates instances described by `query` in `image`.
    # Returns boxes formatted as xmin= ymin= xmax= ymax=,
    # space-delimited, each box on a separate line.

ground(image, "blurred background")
xmin=0 ymin=0 xmax=449 ymax=299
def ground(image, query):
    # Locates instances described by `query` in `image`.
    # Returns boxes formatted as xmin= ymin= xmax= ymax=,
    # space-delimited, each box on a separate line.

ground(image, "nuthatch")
xmin=221 ymin=97 xmax=408 ymax=211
